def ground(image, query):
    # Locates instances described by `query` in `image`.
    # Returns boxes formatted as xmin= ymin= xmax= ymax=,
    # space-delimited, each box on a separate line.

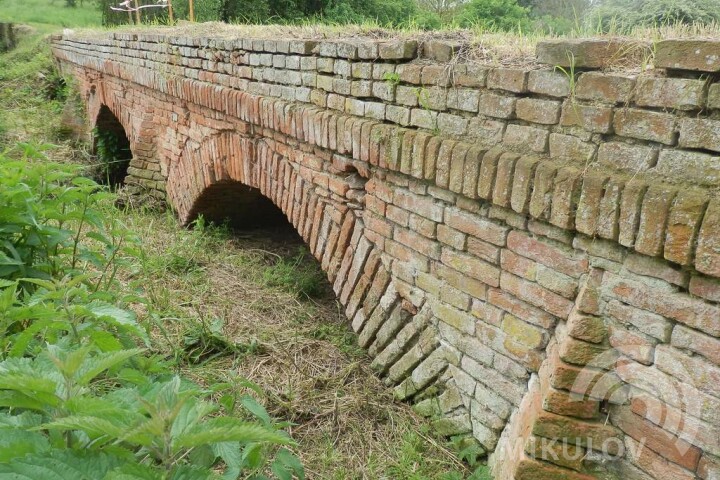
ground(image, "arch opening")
xmin=187 ymin=181 xmax=292 ymax=230
xmin=93 ymin=104 xmax=132 ymax=188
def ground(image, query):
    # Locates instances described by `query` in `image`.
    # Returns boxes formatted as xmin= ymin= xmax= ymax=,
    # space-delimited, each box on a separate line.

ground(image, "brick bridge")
xmin=52 ymin=29 xmax=720 ymax=479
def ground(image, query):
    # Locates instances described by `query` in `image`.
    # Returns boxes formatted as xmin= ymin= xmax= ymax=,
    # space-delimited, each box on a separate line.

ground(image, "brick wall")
xmin=51 ymin=30 xmax=720 ymax=480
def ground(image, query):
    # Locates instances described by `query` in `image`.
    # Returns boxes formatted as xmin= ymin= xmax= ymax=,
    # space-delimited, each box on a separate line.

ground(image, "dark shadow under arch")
xmin=94 ymin=104 xmax=132 ymax=188
xmin=186 ymin=180 xmax=291 ymax=229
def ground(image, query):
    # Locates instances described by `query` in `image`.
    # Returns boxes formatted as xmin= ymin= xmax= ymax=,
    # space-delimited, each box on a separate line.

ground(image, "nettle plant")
xmin=0 ymin=144 xmax=304 ymax=479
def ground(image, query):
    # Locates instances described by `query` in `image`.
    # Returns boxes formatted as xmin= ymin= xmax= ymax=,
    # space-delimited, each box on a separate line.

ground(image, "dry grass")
xmin=64 ymin=20 xmax=720 ymax=69
xmin=119 ymin=209 xmax=479 ymax=479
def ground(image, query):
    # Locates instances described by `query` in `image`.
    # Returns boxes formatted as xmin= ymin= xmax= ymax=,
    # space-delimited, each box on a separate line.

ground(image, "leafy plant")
xmin=0 ymin=145 xmax=304 ymax=480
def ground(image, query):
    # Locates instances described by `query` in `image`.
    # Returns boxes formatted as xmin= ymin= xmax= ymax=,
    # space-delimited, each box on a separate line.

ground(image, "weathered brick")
xmin=696 ymin=199 xmax=720 ymax=277
xmin=529 ymin=161 xmax=560 ymax=221
xmin=510 ymin=155 xmax=540 ymax=214
xmin=516 ymin=97 xmax=561 ymax=125
xmin=559 ymin=102 xmax=613 ymax=133
xmin=575 ymin=172 xmax=610 ymax=236
xmin=493 ymin=153 xmax=519 ymax=208
xmin=445 ymin=207 xmax=509 ymax=246
xmin=550 ymin=166 xmax=582 ymax=230
xmin=379 ymin=40 xmax=417 ymax=59
xmin=689 ymin=274 xmax=720 ymax=303
xmin=528 ymin=69 xmax=571 ymax=97
xmin=604 ymin=272 xmax=720 ymax=337
xmin=634 ymin=184 xmax=677 ymax=257
xmin=679 ymin=118 xmax=720 ymax=153
xmin=447 ymin=88 xmax=480 ymax=112
xmin=606 ymin=299 xmax=671 ymax=342
xmin=655 ymin=39 xmax=720 ymax=72
xmin=507 ymin=231 xmax=588 ymax=278
xmin=504 ymin=124 xmax=548 ymax=153
xmin=478 ymin=93 xmax=516 ymax=119
xmin=672 ymin=324 xmax=720 ymax=366
xmin=612 ymin=408 xmax=702 ymax=471
xmin=576 ymin=72 xmax=636 ymax=104
xmin=663 ymin=189 xmax=709 ymax=265
xmin=487 ymin=67 xmax=528 ymax=93
xmin=537 ymin=38 xmax=648 ymax=69
xmin=635 ymin=76 xmax=707 ymax=110
xmin=549 ymin=133 xmax=597 ymax=164
xmin=442 ymin=248 xmax=501 ymax=288
xmin=599 ymin=142 xmax=658 ymax=173
xmin=613 ymin=108 xmax=677 ymax=145
xmin=500 ymin=272 xmax=574 ymax=318
xmin=477 ymin=147 xmax=503 ymax=200
xmin=532 ymin=410 xmax=621 ymax=454
xmin=617 ymin=179 xmax=646 ymax=247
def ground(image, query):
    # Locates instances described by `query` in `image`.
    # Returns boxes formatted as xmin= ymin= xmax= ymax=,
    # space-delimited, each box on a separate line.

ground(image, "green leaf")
xmin=0 ymin=450 xmax=122 ymax=480
xmin=76 ymin=349 xmax=144 ymax=385
xmin=0 ymin=430 xmax=50 ymax=463
xmin=271 ymin=448 xmax=304 ymax=480
xmin=174 ymin=418 xmax=292 ymax=450
xmin=239 ymin=396 xmax=271 ymax=426
xmin=40 ymin=416 xmax=128 ymax=440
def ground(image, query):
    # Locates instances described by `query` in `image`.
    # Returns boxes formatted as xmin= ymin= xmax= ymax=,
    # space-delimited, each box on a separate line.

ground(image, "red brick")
xmin=671 ymin=324 xmax=720 ymax=366
xmin=618 ymin=179 xmax=648 ymax=248
xmin=689 ymin=274 xmax=720 ymax=303
xmin=604 ymin=272 xmax=720 ymax=337
xmin=487 ymin=288 xmax=556 ymax=329
xmin=445 ymin=207 xmax=509 ymax=246
xmin=441 ymin=247 xmax=501 ymax=288
xmin=624 ymin=436 xmax=696 ymax=480
xmin=635 ymin=185 xmax=677 ymax=257
xmin=567 ymin=311 xmax=606 ymax=344
xmin=532 ymin=410 xmax=621 ymax=454
xmin=507 ymin=231 xmax=588 ymax=278
xmin=559 ymin=102 xmax=613 ymax=133
xmin=664 ymin=189 xmax=709 ymax=265
xmin=543 ymin=387 xmax=600 ymax=420
xmin=500 ymin=272 xmax=574 ymax=319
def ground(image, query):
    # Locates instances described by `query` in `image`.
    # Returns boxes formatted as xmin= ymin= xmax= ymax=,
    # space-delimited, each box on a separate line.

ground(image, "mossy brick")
xmin=454 ymin=64 xmax=488 ymax=88
xmin=575 ymin=172 xmax=610 ymax=236
xmin=664 ymin=189 xmax=709 ymax=265
xmin=576 ymin=72 xmax=636 ymax=104
xmin=634 ymin=184 xmax=677 ymax=256
xmin=510 ymin=155 xmax=540 ymax=214
xmin=378 ymin=40 xmax=417 ymax=60
xmin=709 ymin=83 xmax=720 ymax=110
xmin=462 ymin=147 xmax=483 ymax=199
xmin=529 ymin=161 xmax=560 ymax=221
xmin=635 ymin=76 xmax=707 ymax=110
xmin=559 ymin=101 xmax=613 ymax=133
xmin=655 ymin=149 xmax=720 ymax=186
xmin=655 ymin=39 xmax=720 ymax=72
xmin=477 ymin=147 xmax=503 ymax=200
xmin=528 ymin=69 xmax=571 ymax=97
xmin=696 ymin=199 xmax=720 ymax=277
xmin=679 ymin=118 xmax=720 ymax=153
xmin=516 ymin=97 xmax=561 ymax=125
xmin=613 ymin=108 xmax=677 ymax=145
xmin=478 ymin=92 xmax=516 ymax=118
xmin=515 ymin=458 xmax=596 ymax=480
xmin=537 ymin=38 xmax=649 ymax=69
xmin=448 ymin=143 xmax=469 ymax=194
xmin=549 ymin=133 xmax=597 ymax=164
xmin=487 ymin=67 xmax=528 ymax=93
xmin=534 ymin=410 xmax=622 ymax=455
xmin=550 ymin=166 xmax=582 ymax=230
xmin=447 ymin=88 xmax=480 ymax=112
xmin=617 ymin=179 xmax=648 ymax=248
xmin=597 ymin=142 xmax=658 ymax=173
xmin=422 ymin=40 xmax=464 ymax=62
xmin=493 ymin=152 xmax=519 ymax=208
xmin=504 ymin=124 xmax=548 ymax=153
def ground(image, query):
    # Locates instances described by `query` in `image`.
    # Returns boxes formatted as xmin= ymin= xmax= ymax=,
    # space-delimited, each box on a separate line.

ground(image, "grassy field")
xmin=0 ymin=0 xmax=101 ymax=31
xmin=0 ymin=5 xmax=489 ymax=479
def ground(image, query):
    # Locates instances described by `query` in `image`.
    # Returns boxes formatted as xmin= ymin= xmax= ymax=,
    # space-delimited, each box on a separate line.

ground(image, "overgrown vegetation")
xmin=0 ymin=148 xmax=304 ymax=479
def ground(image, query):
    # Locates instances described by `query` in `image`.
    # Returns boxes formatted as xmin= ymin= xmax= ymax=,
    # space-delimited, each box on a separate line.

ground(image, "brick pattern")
xmin=52 ymin=32 xmax=720 ymax=480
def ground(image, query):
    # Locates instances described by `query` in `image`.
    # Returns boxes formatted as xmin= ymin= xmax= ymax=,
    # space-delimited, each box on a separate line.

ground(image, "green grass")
xmin=0 ymin=0 xmax=101 ymax=31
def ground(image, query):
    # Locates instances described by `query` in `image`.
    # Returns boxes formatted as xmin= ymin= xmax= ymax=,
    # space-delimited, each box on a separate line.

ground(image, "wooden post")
xmin=167 ymin=0 xmax=174 ymax=22
xmin=133 ymin=0 xmax=141 ymax=23
xmin=188 ymin=0 xmax=194 ymax=22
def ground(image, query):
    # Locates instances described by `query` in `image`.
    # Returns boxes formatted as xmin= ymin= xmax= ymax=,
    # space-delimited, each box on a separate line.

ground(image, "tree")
xmin=417 ymin=0 xmax=464 ymax=19
xmin=456 ymin=0 xmax=530 ymax=30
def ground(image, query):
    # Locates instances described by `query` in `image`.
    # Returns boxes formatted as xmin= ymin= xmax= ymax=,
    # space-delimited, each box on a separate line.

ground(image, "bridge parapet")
xmin=52 ymin=28 xmax=720 ymax=480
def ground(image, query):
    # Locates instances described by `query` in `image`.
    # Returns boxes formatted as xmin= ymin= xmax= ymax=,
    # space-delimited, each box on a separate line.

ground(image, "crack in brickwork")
xmin=52 ymin=32 xmax=720 ymax=480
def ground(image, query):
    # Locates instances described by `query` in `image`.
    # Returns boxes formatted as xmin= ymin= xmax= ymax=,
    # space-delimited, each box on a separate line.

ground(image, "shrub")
xmin=0 ymin=146 xmax=303 ymax=479
xmin=587 ymin=0 xmax=720 ymax=31
xmin=456 ymin=0 xmax=530 ymax=30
